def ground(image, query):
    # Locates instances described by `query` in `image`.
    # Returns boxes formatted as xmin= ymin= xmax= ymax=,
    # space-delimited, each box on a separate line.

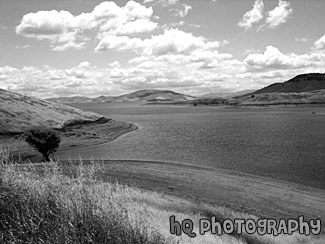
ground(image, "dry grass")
xmin=237 ymin=89 xmax=325 ymax=105
xmin=0 ymin=89 xmax=104 ymax=134
xmin=0 ymin=148 xmax=323 ymax=244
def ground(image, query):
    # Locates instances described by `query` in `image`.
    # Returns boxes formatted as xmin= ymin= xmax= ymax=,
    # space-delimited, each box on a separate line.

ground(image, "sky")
xmin=0 ymin=0 xmax=325 ymax=98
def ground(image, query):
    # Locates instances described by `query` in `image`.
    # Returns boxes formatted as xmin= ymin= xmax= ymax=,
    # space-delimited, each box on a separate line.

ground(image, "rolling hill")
xmin=235 ymin=89 xmax=325 ymax=105
xmin=200 ymin=89 xmax=255 ymax=99
xmin=234 ymin=73 xmax=325 ymax=105
xmin=0 ymin=89 xmax=107 ymax=134
xmin=249 ymin=73 xmax=325 ymax=95
xmin=47 ymin=95 xmax=114 ymax=104
xmin=47 ymin=90 xmax=196 ymax=104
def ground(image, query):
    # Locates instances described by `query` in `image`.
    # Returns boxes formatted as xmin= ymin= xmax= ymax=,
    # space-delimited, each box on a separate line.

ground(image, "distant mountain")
xmin=47 ymin=95 xmax=114 ymax=104
xmin=200 ymin=90 xmax=255 ymax=99
xmin=114 ymin=90 xmax=195 ymax=103
xmin=250 ymin=73 xmax=325 ymax=95
xmin=0 ymin=89 xmax=106 ymax=134
xmin=47 ymin=90 xmax=196 ymax=104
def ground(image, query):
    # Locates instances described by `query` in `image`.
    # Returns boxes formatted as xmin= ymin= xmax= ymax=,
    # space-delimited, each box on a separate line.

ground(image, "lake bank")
xmin=3 ymin=103 xmax=325 ymax=233
xmin=58 ymin=104 xmax=325 ymax=190
xmin=41 ymin=159 xmax=324 ymax=232
xmin=0 ymin=119 xmax=138 ymax=161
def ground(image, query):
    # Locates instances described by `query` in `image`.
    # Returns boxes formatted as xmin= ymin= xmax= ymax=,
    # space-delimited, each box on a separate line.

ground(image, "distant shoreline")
xmin=145 ymin=101 xmax=325 ymax=107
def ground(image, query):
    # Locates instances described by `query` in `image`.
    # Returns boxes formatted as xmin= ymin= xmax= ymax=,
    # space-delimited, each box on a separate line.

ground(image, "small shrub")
xmin=25 ymin=127 xmax=61 ymax=162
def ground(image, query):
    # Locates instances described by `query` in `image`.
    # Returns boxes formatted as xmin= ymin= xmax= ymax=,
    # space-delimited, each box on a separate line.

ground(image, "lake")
xmin=58 ymin=103 xmax=325 ymax=190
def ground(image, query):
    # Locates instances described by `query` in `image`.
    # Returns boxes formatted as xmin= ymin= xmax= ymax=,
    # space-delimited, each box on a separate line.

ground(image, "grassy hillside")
xmin=200 ymin=90 xmax=255 ymax=99
xmin=0 ymin=150 xmax=323 ymax=244
xmin=250 ymin=73 xmax=325 ymax=95
xmin=0 ymin=89 xmax=106 ymax=134
xmin=235 ymin=89 xmax=325 ymax=105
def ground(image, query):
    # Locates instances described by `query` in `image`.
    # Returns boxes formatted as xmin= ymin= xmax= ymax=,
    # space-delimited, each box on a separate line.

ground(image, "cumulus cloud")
xmin=96 ymin=28 xmax=222 ymax=56
xmin=238 ymin=0 xmax=264 ymax=30
xmin=314 ymin=34 xmax=325 ymax=50
xmin=3 ymin=44 xmax=324 ymax=97
xmin=95 ymin=35 xmax=142 ymax=52
xmin=266 ymin=0 xmax=292 ymax=29
xmin=176 ymin=4 xmax=192 ymax=18
xmin=244 ymin=45 xmax=322 ymax=71
xmin=0 ymin=44 xmax=245 ymax=97
xmin=0 ymin=63 xmax=119 ymax=98
xmin=16 ymin=1 xmax=157 ymax=51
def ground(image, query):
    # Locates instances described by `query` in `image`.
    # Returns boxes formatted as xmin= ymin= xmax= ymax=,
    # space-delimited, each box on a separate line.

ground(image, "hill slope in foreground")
xmin=47 ymin=89 xmax=196 ymax=104
xmin=0 ymin=88 xmax=106 ymax=134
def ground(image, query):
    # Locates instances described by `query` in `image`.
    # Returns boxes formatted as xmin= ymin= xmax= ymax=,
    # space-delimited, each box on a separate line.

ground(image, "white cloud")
xmin=0 ymin=63 xmax=119 ymax=98
xmin=177 ymin=4 xmax=192 ymax=18
xmin=3 ymin=44 xmax=325 ymax=97
xmin=314 ymin=34 xmax=325 ymax=50
xmin=238 ymin=0 xmax=264 ymax=30
xmin=15 ymin=45 xmax=30 ymax=49
xmin=16 ymin=1 xmax=157 ymax=51
xmin=244 ymin=46 xmax=322 ymax=71
xmin=52 ymin=40 xmax=86 ymax=52
xmin=95 ymin=35 xmax=143 ymax=52
xmin=96 ymin=28 xmax=222 ymax=56
xmin=295 ymin=37 xmax=310 ymax=43
xmin=189 ymin=24 xmax=201 ymax=29
xmin=110 ymin=67 xmax=129 ymax=78
xmin=165 ymin=0 xmax=179 ymax=4
xmin=0 ymin=66 xmax=19 ymax=75
xmin=167 ymin=21 xmax=185 ymax=28
xmin=144 ymin=0 xmax=179 ymax=5
xmin=144 ymin=29 xmax=221 ymax=56
xmin=266 ymin=0 xmax=292 ymax=29
xmin=78 ymin=61 xmax=91 ymax=68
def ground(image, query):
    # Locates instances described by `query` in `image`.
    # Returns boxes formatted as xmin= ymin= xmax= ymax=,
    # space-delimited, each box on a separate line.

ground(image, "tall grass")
xmin=0 ymin=148 xmax=323 ymax=244
xmin=0 ymin=155 xmax=168 ymax=243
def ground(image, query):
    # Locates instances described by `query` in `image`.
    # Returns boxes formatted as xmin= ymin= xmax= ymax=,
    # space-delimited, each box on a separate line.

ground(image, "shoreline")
xmin=3 ymin=116 xmax=325 ymax=231
xmin=23 ymin=158 xmax=325 ymax=231
xmin=0 ymin=119 xmax=138 ymax=161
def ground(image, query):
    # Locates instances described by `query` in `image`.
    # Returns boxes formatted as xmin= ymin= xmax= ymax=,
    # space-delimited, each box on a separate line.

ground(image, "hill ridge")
xmin=0 ymin=89 xmax=106 ymax=134
xmin=47 ymin=89 xmax=195 ymax=104
xmin=250 ymin=73 xmax=325 ymax=95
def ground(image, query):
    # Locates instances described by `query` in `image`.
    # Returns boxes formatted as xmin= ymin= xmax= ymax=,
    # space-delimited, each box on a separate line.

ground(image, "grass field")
xmin=0 ymin=147 xmax=324 ymax=244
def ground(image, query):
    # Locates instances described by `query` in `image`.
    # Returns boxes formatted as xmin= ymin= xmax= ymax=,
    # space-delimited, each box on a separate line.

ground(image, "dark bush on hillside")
xmin=25 ymin=127 xmax=61 ymax=162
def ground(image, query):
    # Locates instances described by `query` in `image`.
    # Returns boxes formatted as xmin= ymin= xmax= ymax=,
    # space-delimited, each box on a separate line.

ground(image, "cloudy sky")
xmin=0 ymin=0 xmax=324 ymax=98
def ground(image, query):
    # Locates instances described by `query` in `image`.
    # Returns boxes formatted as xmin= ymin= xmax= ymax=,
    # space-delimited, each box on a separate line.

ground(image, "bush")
xmin=25 ymin=127 xmax=61 ymax=162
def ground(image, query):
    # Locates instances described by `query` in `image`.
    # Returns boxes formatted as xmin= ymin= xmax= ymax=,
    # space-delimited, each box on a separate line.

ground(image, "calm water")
xmin=58 ymin=103 xmax=325 ymax=189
